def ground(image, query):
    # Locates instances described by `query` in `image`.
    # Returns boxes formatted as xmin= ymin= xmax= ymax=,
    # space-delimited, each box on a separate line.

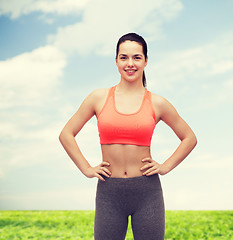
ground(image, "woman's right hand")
xmin=84 ymin=162 xmax=111 ymax=181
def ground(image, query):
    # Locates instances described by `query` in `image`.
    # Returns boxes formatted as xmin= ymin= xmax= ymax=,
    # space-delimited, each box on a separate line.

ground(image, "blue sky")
xmin=0 ymin=0 xmax=232 ymax=210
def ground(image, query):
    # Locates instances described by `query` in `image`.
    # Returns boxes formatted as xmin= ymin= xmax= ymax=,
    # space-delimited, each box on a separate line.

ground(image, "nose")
xmin=127 ymin=58 xmax=134 ymax=67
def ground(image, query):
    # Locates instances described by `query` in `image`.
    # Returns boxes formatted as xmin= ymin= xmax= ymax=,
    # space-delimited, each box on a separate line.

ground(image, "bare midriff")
xmin=101 ymin=144 xmax=152 ymax=178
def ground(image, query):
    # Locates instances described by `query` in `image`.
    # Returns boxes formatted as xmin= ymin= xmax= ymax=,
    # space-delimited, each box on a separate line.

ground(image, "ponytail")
xmin=142 ymin=71 xmax=146 ymax=87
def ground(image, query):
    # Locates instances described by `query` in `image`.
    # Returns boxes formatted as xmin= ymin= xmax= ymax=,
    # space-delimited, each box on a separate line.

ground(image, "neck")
xmin=117 ymin=79 xmax=144 ymax=93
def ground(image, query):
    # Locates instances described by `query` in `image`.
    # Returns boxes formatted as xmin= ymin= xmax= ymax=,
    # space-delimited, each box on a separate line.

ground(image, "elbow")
xmin=59 ymin=128 xmax=75 ymax=144
xmin=59 ymin=130 xmax=64 ymax=144
xmin=191 ymin=134 xmax=197 ymax=149
xmin=183 ymin=133 xmax=197 ymax=149
xmin=194 ymin=136 xmax=197 ymax=147
xmin=59 ymin=129 xmax=68 ymax=144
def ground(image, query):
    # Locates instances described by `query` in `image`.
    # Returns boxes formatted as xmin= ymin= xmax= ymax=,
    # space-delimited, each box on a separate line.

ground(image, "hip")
xmin=96 ymin=174 xmax=163 ymax=197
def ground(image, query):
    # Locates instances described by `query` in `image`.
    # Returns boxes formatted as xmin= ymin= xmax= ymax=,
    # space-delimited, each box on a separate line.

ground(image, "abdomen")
xmin=101 ymin=144 xmax=152 ymax=178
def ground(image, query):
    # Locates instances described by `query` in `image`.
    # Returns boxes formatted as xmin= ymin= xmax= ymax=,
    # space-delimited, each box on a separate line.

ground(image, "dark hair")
xmin=116 ymin=33 xmax=148 ymax=87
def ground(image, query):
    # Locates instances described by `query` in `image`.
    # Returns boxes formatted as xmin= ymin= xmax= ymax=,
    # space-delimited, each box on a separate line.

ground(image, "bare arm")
xmin=142 ymin=96 xmax=197 ymax=175
xmin=59 ymin=90 xmax=111 ymax=181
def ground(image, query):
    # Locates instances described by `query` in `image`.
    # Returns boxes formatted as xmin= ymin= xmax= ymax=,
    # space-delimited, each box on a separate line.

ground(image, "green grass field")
xmin=0 ymin=210 xmax=232 ymax=239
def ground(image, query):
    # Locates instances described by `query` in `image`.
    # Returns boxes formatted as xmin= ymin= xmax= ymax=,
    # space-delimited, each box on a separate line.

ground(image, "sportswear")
xmin=94 ymin=174 xmax=165 ymax=240
xmin=97 ymin=85 xmax=156 ymax=146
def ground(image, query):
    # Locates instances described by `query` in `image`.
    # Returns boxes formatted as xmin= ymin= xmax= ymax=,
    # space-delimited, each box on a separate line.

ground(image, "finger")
xmin=96 ymin=173 xmax=105 ymax=181
xmin=145 ymin=169 xmax=159 ymax=176
xmin=143 ymin=166 xmax=158 ymax=175
xmin=101 ymin=167 xmax=112 ymax=175
xmin=141 ymin=157 xmax=152 ymax=163
xmin=98 ymin=169 xmax=110 ymax=178
xmin=101 ymin=162 xmax=110 ymax=167
xmin=140 ymin=163 xmax=153 ymax=171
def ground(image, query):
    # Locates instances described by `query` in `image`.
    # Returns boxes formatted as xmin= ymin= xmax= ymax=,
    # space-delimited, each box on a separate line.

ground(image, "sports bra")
xmin=97 ymin=85 xmax=157 ymax=146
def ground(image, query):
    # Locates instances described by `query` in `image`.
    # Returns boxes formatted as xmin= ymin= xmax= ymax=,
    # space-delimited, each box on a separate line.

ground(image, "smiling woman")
xmin=59 ymin=32 xmax=197 ymax=240
xmin=116 ymin=33 xmax=148 ymax=87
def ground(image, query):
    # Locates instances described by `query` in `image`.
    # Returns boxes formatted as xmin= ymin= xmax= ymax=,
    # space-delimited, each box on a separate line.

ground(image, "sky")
xmin=0 ymin=0 xmax=233 ymax=210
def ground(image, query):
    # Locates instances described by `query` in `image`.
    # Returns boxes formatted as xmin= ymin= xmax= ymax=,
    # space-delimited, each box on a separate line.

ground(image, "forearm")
xmin=59 ymin=131 xmax=91 ymax=175
xmin=162 ymin=136 xmax=197 ymax=174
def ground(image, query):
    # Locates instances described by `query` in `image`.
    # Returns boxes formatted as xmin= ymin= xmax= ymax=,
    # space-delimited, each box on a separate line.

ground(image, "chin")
xmin=123 ymin=74 xmax=140 ymax=82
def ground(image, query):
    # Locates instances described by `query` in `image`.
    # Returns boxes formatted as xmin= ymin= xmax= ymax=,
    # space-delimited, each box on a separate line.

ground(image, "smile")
xmin=125 ymin=69 xmax=137 ymax=72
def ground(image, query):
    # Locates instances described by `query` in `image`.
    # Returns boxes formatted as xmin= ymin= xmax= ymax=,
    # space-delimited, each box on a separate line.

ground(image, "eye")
xmin=134 ymin=56 xmax=142 ymax=60
xmin=120 ymin=56 xmax=127 ymax=60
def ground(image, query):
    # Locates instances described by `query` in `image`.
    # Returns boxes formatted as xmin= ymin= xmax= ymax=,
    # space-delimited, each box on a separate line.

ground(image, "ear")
xmin=144 ymin=56 xmax=148 ymax=67
xmin=115 ymin=56 xmax=118 ymax=65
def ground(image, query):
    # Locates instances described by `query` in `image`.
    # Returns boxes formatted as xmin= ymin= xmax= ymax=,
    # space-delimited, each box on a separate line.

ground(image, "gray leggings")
xmin=94 ymin=174 xmax=165 ymax=240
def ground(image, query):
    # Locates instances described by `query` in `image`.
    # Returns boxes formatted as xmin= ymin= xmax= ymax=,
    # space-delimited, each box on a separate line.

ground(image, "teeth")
xmin=126 ymin=70 xmax=136 ymax=72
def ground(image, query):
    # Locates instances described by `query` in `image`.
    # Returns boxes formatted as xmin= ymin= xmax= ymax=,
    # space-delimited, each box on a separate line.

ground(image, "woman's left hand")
xmin=140 ymin=158 xmax=168 ymax=176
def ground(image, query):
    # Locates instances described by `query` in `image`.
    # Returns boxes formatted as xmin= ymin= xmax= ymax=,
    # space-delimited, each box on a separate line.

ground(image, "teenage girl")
xmin=59 ymin=33 xmax=197 ymax=240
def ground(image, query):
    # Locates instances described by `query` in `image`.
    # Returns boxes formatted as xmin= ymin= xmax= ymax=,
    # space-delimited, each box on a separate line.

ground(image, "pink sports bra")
xmin=97 ymin=85 xmax=157 ymax=146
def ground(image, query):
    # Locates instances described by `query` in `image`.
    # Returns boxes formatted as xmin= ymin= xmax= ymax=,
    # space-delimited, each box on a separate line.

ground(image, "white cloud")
xmin=0 ymin=44 xmax=67 ymax=177
xmin=0 ymin=0 xmax=89 ymax=19
xmin=216 ymin=78 xmax=233 ymax=103
xmin=161 ymin=152 xmax=233 ymax=210
xmin=209 ymin=60 xmax=233 ymax=75
xmin=0 ymin=186 xmax=97 ymax=210
xmin=163 ymin=186 xmax=233 ymax=210
xmin=48 ymin=0 xmax=183 ymax=56
xmin=179 ymin=152 xmax=233 ymax=170
xmin=147 ymin=33 xmax=233 ymax=92
xmin=0 ymin=121 xmax=62 ymax=177
xmin=0 ymin=112 xmax=100 ymax=178
xmin=0 ymin=45 xmax=66 ymax=109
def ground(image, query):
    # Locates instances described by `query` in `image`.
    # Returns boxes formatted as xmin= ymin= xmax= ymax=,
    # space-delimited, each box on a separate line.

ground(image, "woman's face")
xmin=116 ymin=40 xmax=148 ymax=84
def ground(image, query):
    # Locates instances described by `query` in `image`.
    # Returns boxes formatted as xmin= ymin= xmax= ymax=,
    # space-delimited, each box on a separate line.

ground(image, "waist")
xmin=101 ymin=144 xmax=151 ymax=178
xmin=97 ymin=174 xmax=162 ymax=193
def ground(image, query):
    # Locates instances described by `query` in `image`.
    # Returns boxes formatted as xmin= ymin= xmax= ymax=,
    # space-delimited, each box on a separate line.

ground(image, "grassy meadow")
xmin=0 ymin=210 xmax=232 ymax=239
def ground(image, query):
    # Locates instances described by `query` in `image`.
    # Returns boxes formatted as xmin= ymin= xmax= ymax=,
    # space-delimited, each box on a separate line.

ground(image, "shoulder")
xmin=90 ymin=88 xmax=110 ymax=98
xmin=83 ymin=88 xmax=111 ymax=113
xmin=150 ymin=91 xmax=179 ymax=121
xmin=86 ymin=88 xmax=110 ymax=102
xmin=150 ymin=92 xmax=168 ymax=109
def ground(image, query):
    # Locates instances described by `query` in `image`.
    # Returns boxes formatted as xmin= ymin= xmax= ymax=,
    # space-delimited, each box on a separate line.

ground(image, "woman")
xmin=59 ymin=33 xmax=197 ymax=240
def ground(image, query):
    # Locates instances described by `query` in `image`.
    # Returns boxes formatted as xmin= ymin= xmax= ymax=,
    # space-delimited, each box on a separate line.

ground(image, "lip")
xmin=125 ymin=69 xmax=137 ymax=76
xmin=125 ymin=69 xmax=137 ymax=73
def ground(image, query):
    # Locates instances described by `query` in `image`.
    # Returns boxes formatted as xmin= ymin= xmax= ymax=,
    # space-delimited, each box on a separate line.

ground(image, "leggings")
xmin=94 ymin=174 xmax=165 ymax=240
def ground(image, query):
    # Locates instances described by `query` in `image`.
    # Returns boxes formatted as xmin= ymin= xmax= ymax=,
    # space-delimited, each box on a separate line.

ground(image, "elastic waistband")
xmin=101 ymin=174 xmax=159 ymax=184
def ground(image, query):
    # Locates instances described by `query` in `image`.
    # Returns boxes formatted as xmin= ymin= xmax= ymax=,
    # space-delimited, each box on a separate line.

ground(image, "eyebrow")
xmin=119 ymin=54 xmax=143 ymax=57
